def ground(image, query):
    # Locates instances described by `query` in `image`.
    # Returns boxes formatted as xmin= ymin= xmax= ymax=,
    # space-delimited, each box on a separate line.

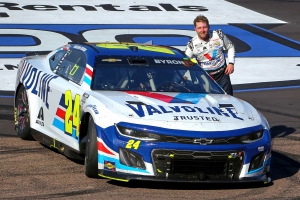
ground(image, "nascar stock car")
xmin=14 ymin=42 xmax=272 ymax=184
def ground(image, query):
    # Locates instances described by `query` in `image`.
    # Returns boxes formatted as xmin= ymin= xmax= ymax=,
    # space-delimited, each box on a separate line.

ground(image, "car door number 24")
xmin=64 ymin=90 xmax=80 ymax=138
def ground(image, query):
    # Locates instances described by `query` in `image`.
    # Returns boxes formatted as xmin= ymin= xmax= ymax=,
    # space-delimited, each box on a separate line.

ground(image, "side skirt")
xmin=30 ymin=128 xmax=85 ymax=161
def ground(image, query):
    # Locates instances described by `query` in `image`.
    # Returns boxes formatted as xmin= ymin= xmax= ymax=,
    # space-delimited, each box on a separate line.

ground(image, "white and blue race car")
xmin=14 ymin=42 xmax=272 ymax=183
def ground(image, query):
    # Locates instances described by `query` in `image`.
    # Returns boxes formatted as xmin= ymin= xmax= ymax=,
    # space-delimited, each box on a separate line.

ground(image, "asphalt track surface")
xmin=1 ymin=1 xmax=300 ymax=199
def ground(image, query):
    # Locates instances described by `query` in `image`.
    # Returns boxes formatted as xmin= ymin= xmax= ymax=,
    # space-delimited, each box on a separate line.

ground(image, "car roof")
xmin=69 ymin=42 xmax=185 ymax=58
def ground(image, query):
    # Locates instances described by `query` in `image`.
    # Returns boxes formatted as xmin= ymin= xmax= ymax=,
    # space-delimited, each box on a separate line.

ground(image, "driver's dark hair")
xmin=193 ymin=15 xmax=209 ymax=27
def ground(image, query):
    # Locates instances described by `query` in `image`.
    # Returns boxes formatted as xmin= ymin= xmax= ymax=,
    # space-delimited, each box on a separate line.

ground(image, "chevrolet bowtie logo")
xmin=193 ymin=138 xmax=213 ymax=145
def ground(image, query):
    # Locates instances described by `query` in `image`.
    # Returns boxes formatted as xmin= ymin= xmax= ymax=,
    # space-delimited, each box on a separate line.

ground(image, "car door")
xmin=46 ymin=48 xmax=87 ymax=151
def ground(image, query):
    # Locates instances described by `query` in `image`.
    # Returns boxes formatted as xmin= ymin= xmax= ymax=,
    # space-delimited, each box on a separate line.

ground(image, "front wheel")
xmin=84 ymin=115 xmax=98 ymax=178
xmin=14 ymin=85 xmax=32 ymax=140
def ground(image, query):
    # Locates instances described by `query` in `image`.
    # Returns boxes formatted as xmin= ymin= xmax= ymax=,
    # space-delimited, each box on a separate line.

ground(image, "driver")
xmin=185 ymin=15 xmax=235 ymax=95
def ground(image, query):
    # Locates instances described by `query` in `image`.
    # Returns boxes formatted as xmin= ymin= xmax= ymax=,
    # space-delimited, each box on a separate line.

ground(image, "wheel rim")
xmin=17 ymin=89 xmax=29 ymax=131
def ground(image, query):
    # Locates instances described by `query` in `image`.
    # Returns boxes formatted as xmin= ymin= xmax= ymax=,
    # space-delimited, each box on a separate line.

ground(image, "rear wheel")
xmin=84 ymin=115 xmax=98 ymax=178
xmin=15 ymin=85 xmax=32 ymax=140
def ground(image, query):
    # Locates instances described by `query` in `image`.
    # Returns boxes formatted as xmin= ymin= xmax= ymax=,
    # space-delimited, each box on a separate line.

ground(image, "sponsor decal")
xmin=86 ymin=104 xmax=99 ymax=114
xmin=19 ymin=61 xmax=58 ymax=109
xmin=174 ymin=116 xmax=219 ymax=121
xmin=258 ymin=146 xmax=264 ymax=151
xmin=73 ymin=45 xmax=87 ymax=52
xmin=126 ymin=103 xmax=243 ymax=121
xmin=81 ymin=92 xmax=89 ymax=104
xmin=104 ymin=160 xmax=116 ymax=171
xmin=154 ymin=59 xmax=184 ymax=64
xmin=36 ymin=107 xmax=44 ymax=126
xmin=0 ymin=3 xmax=208 ymax=15
xmin=202 ymin=58 xmax=221 ymax=66
xmin=214 ymin=41 xmax=220 ymax=46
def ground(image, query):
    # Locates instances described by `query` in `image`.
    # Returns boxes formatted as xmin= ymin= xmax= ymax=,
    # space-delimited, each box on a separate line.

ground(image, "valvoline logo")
xmin=124 ymin=91 xmax=244 ymax=120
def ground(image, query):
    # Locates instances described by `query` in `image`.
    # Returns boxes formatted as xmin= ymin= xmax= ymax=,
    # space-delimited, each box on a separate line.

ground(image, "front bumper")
xmin=97 ymin=145 xmax=271 ymax=183
xmin=98 ymin=170 xmax=269 ymax=183
xmin=96 ymin=124 xmax=272 ymax=183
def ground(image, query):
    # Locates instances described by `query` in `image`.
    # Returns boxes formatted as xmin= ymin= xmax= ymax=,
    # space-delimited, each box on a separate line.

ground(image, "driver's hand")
xmin=225 ymin=63 xmax=234 ymax=74
xmin=183 ymin=58 xmax=197 ymax=67
xmin=183 ymin=60 xmax=193 ymax=67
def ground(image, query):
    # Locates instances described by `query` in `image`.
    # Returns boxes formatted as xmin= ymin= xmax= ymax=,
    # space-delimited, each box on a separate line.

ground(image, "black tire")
xmin=15 ymin=85 xmax=33 ymax=140
xmin=84 ymin=115 xmax=98 ymax=178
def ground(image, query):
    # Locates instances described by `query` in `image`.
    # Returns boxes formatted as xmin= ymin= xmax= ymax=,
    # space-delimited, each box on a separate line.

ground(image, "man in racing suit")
xmin=185 ymin=15 xmax=235 ymax=95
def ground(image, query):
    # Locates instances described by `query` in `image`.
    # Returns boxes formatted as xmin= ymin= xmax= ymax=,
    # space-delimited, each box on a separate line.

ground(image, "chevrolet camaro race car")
xmin=14 ymin=42 xmax=272 ymax=184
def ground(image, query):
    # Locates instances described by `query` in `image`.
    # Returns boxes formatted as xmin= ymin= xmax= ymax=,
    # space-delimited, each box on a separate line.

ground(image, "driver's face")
xmin=195 ymin=21 xmax=209 ymax=41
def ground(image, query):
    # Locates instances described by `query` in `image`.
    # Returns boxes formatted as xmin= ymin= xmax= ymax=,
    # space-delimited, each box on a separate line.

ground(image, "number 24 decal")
xmin=126 ymin=140 xmax=141 ymax=150
xmin=64 ymin=90 xmax=80 ymax=138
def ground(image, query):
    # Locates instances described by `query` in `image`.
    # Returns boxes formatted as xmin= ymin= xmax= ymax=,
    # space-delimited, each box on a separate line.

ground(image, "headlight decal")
xmin=116 ymin=124 xmax=161 ymax=141
xmin=116 ymin=121 xmax=265 ymax=138
xmin=116 ymin=123 xmax=265 ymax=144
xmin=238 ymin=130 xmax=264 ymax=143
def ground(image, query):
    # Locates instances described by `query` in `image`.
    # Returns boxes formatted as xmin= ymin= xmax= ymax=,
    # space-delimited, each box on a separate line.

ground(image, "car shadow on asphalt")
xmin=270 ymin=125 xmax=296 ymax=138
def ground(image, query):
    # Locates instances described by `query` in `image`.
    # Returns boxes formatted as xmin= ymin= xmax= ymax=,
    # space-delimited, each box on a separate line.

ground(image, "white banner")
xmin=0 ymin=0 xmax=285 ymax=24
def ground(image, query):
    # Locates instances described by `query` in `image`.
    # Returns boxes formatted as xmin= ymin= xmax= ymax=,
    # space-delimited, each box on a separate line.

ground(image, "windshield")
xmin=91 ymin=57 xmax=224 ymax=94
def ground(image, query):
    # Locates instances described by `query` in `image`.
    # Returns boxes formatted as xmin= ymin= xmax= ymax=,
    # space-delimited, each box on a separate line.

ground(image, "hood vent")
xmin=126 ymin=101 xmax=146 ymax=105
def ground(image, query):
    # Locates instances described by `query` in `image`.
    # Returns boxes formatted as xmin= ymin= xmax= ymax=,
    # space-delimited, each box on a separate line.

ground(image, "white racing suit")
xmin=185 ymin=29 xmax=235 ymax=95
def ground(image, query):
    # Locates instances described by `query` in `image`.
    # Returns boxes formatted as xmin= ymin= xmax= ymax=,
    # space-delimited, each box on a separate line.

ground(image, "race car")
xmin=14 ymin=42 xmax=272 ymax=184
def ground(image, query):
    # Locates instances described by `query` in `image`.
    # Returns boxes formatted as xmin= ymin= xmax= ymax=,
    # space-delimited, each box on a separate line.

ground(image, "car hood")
xmin=92 ymin=91 xmax=257 ymax=124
